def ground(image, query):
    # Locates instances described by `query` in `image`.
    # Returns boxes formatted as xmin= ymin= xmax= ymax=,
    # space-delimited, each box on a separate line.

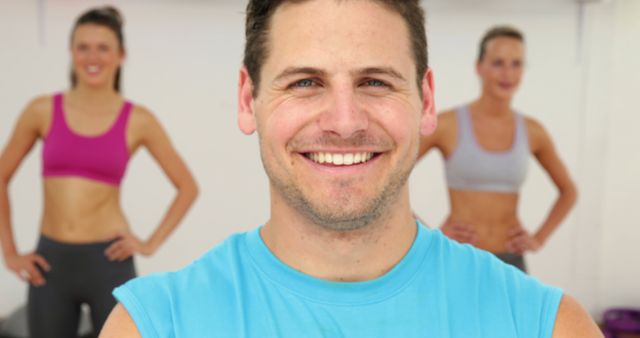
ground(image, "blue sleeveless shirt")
xmin=114 ymin=224 xmax=562 ymax=337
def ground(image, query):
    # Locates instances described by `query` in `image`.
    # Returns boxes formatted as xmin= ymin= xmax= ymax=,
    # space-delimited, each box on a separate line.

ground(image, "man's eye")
xmin=292 ymin=79 xmax=316 ymax=88
xmin=364 ymin=79 xmax=387 ymax=87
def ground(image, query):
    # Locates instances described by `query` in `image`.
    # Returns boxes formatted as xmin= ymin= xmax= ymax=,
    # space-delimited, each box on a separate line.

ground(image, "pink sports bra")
xmin=42 ymin=93 xmax=133 ymax=186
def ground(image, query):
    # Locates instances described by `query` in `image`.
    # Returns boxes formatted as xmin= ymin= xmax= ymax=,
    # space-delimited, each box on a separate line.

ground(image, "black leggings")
xmin=494 ymin=252 xmax=527 ymax=273
xmin=28 ymin=235 xmax=136 ymax=338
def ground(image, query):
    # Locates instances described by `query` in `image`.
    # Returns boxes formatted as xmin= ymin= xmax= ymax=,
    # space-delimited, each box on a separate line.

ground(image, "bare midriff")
xmin=446 ymin=189 xmax=520 ymax=253
xmin=41 ymin=178 xmax=130 ymax=243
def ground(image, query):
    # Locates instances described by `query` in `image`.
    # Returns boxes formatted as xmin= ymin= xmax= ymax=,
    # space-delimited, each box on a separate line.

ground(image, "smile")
xmin=86 ymin=65 xmax=102 ymax=74
xmin=304 ymin=152 xmax=376 ymax=166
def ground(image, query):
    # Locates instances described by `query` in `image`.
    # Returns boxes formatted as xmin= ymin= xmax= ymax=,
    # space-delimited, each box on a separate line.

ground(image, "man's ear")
xmin=419 ymin=68 xmax=437 ymax=136
xmin=238 ymin=66 xmax=257 ymax=135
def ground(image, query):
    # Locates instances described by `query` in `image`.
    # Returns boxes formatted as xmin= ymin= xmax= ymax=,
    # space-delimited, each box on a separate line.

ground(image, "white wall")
xmin=598 ymin=0 xmax=640 ymax=311
xmin=0 ymin=0 xmax=638 ymax=320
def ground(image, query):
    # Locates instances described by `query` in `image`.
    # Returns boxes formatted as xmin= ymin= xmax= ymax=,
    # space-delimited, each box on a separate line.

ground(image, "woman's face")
xmin=71 ymin=24 xmax=124 ymax=90
xmin=476 ymin=37 xmax=525 ymax=101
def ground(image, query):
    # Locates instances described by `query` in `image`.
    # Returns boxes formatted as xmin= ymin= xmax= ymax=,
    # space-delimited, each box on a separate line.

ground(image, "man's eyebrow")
xmin=274 ymin=67 xmax=326 ymax=82
xmin=354 ymin=67 xmax=407 ymax=82
xmin=272 ymin=66 xmax=407 ymax=83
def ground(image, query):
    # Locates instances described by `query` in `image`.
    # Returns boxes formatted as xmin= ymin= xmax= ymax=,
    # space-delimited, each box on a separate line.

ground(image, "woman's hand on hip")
xmin=505 ymin=226 xmax=541 ymax=254
xmin=104 ymin=232 xmax=153 ymax=261
xmin=441 ymin=222 xmax=477 ymax=244
xmin=5 ymin=252 xmax=50 ymax=286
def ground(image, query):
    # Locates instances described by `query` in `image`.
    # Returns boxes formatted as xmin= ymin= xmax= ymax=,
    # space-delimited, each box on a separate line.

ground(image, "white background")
xmin=0 ymin=0 xmax=638 ymax=321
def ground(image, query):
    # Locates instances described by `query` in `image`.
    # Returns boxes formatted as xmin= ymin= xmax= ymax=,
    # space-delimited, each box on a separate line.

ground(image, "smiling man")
xmin=100 ymin=0 xmax=602 ymax=337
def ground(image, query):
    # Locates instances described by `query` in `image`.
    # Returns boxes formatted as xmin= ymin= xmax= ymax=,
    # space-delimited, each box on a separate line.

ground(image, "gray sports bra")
xmin=444 ymin=105 xmax=529 ymax=193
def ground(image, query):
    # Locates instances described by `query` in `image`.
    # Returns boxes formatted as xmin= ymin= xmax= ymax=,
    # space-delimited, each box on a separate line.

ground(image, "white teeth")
xmin=343 ymin=154 xmax=353 ymax=165
xmin=333 ymin=154 xmax=344 ymax=165
xmin=87 ymin=65 xmax=101 ymax=74
xmin=306 ymin=152 xmax=375 ymax=166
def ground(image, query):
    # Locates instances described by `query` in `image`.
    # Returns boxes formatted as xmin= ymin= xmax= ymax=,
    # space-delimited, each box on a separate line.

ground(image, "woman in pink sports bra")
xmin=0 ymin=7 xmax=198 ymax=337
xmin=417 ymin=26 xmax=577 ymax=272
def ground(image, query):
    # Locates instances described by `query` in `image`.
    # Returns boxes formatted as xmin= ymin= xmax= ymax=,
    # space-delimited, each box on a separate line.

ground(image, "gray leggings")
xmin=28 ymin=235 xmax=136 ymax=338
xmin=494 ymin=252 xmax=527 ymax=273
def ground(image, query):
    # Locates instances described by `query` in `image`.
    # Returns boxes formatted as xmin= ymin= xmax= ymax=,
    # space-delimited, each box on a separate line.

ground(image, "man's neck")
xmin=261 ymin=192 xmax=417 ymax=282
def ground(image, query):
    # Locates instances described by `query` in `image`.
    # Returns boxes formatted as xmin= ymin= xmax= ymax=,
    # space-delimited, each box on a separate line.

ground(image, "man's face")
xmin=238 ymin=0 xmax=435 ymax=231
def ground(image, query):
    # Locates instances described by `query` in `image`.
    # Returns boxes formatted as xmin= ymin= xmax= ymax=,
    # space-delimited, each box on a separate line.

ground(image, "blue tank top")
xmin=445 ymin=105 xmax=529 ymax=193
xmin=114 ymin=223 xmax=563 ymax=337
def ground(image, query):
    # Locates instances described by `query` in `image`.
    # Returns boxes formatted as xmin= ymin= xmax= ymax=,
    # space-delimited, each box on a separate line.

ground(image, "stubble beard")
xmin=262 ymin=136 xmax=416 ymax=232
xmin=277 ymin=168 xmax=412 ymax=232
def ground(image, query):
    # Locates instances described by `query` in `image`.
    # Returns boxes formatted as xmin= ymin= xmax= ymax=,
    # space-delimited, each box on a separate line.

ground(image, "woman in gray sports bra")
xmin=417 ymin=26 xmax=577 ymax=272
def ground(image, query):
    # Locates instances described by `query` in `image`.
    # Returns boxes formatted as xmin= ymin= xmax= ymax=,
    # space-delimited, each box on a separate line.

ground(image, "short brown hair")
xmin=477 ymin=25 xmax=524 ymax=62
xmin=243 ymin=0 xmax=427 ymax=97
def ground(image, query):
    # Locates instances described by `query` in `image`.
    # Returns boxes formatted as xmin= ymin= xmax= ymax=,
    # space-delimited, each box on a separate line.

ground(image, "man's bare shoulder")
xmin=552 ymin=295 xmax=603 ymax=337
